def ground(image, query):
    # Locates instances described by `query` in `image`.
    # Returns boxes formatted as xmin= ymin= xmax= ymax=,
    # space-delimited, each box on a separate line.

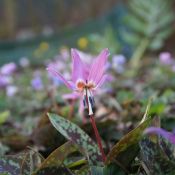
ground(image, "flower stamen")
xmin=83 ymin=88 xmax=95 ymax=115
xmin=76 ymin=80 xmax=85 ymax=92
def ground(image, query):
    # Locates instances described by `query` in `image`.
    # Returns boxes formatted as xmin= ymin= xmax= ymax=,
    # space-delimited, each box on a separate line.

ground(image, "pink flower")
xmin=144 ymin=127 xmax=175 ymax=144
xmin=47 ymin=48 xmax=110 ymax=115
xmin=0 ymin=75 xmax=12 ymax=88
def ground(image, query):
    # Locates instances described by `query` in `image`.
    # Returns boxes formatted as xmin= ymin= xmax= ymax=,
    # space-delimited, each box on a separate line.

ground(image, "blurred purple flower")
xmin=47 ymin=60 xmax=66 ymax=72
xmin=105 ymin=61 xmax=112 ymax=71
xmin=1 ymin=62 xmax=17 ymax=75
xmin=159 ymin=52 xmax=173 ymax=65
xmin=113 ymin=55 xmax=126 ymax=64
xmin=48 ymin=73 xmax=63 ymax=87
xmin=60 ymin=48 xmax=70 ymax=61
xmin=112 ymin=55 xmax=126 ymax=73
xmin=6 ymin=85 xmax=18 ymax=97
xmin=19 ymin=57 xmax=30 ymax=67
xmin=144 ymin=127 xmax=175 ymax=144
xmin=31 ymin=76 xmax=43 ymax=91
xmin=0 ymin=75 xmax=12 ymax=88
xmin=47 ymin=48 xmax=110 ymax=115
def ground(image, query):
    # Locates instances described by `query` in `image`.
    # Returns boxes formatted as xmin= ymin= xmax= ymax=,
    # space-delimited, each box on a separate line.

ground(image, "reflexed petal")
xmin=47 ymin=67 xmax=74 ymax=89
xmin=88 ymin=48 xmax=110 ymax=84
xmin=71 ymin=49 xmax=87 ymax=82
xmin=144 ymin=127 xmax=175 ymax=144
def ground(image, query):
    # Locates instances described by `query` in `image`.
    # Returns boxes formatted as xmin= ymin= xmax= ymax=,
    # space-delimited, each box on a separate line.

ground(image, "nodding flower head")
xmin=47 ymin=48 xmax=110 ymax=115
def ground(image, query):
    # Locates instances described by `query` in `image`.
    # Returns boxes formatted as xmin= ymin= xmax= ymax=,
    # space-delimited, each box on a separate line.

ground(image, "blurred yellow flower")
xmin=33 ymin=41 xmax=49 ymax=58
xmin=39 ymin=42 xmax=49 ymax=51
xmin=77 ymin=37 xmax=88 ymax=49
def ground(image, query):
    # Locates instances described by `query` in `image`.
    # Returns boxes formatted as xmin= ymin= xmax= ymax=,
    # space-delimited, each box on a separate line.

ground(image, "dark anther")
xmin=83 ymin=98 xmax=86 ymax=107
xmin=89 ymin=96 xmax=94 ymax=107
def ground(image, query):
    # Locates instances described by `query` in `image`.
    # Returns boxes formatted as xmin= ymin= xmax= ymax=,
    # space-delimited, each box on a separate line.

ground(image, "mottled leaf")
xmin=103 ymin=164 xmax=125 ymax=175
xmin=48 ymin=113 xmax=103 ymax=165
xmin=159 ymin=138 xmax=175 ymax=161
xmin=36 ymin=141 xmax=77 ymax=171
xmin=90 ymin=166 xmax=103 ymax=175
xmin=0 ymin=150 xmax=44 ymax=175
xmin=34 ymin=167 xmax=72 ymax=175
xmin=90 ymin=164 xmax=125 ymax=175
xmin=140 ymin=138 xmax=175 ymax=175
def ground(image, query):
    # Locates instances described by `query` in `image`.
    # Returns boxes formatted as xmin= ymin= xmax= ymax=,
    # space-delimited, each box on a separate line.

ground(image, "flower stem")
xmin=85 ymin=88 xmax=106 ymax=162
xmin=89 ymin=114 xmax=106 ymax=162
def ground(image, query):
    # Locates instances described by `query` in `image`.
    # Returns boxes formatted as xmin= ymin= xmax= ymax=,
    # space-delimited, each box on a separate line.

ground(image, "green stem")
xmin=67 ymin=159 xmax=87 ymax=168
xmin=129 ymin=38 xmax=149 ymax=71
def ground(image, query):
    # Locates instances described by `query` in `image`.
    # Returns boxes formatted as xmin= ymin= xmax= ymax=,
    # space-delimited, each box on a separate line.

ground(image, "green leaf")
xmin=48 ymin=113 xmax=103 ymax=166
xmin=149 ymin=38 xmax=163 ymax=50
xmin=124 ymin=15 xmax=146 ymax=35
xmin=117 ymin=90 xmax=135 ymax=103
xmin=105 ymin=118 xmax=151 ymax=166
xmin=120 ymin=30 xmax=141 ymax=46
xmin=124 ymin=0 xmax=174 ymax=52
xmin=0 ymin=111 xmax=10 ymax=125
xmin=149 ymin=102 xmax=165 ymax=115
xmin=105 ymin=99 xmax=152 ymax=166
xmin=67 ymin=159 xmax=87 ymax=169
xmin=36 ymin=141 xmax=77 ymax=172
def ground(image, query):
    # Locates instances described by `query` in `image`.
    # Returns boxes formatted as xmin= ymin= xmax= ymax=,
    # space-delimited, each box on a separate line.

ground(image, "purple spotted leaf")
xmin=0 ymin=150 xmax=44 ymax=175
xmin=139 ymin=138 xmax=175 ymax=174
xmin=48 ymin=113 xmax=103 ymax=166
